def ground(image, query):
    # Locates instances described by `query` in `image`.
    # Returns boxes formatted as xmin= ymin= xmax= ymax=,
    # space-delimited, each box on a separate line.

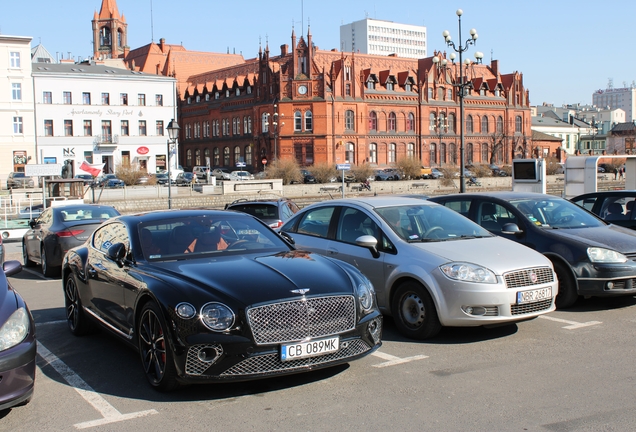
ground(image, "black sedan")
xmin=570 ymin=190 xmax=636 ymax=230
xmin=23 ymin=204 xmax=120 ymax=277
xmin=0 ymin=260 xmax=36 ymax=411
xmin=61 ymin=210 xmax=382 ymax=391
xmin=429 ymin=191 xmax=636 ymax=308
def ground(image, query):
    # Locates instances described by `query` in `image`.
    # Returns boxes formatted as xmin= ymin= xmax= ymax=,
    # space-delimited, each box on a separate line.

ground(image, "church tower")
xmin=92 ymin=0 xmax=128 ymax=60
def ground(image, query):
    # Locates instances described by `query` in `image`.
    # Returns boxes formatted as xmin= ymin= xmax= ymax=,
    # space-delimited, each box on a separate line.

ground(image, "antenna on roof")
xmin=150 ymin=0 xmax=154 ymax=42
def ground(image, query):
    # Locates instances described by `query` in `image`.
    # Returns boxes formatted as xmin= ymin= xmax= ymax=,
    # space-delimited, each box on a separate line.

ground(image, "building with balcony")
xmin=32 ymin=62 xmax=176 ymax=176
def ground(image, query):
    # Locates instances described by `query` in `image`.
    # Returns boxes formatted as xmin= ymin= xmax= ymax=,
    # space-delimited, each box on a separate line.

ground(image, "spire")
xmin=98 ymin=0 xmax=120 ymax=20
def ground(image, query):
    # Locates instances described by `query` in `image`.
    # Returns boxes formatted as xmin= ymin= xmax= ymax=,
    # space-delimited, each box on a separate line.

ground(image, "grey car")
xmin=6 ymin=172 xmax=34 ymax=189
xmin=280 ymin=196 xmax=558 ymax=339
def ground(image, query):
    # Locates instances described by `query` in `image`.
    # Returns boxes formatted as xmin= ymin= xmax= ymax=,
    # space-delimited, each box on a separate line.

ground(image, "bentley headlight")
xmin=587 ymin=247 xmax=627 ymax=263
xmin=440 ymin=262 xmax=497 ymax=283
xmin=200 ymin=302 xmax=235 ymax=331
xmin=0 ymin=307 xmax=30 ymax=351
xmin=357 ymin=283 xmax=374 ymax=311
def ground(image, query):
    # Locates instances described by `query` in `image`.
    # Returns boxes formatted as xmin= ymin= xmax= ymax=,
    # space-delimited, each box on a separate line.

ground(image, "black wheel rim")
xmin=65 ymin=277 xmax=79 ymax=331
xmin=139 ymin=309 xmax=166 ymax=384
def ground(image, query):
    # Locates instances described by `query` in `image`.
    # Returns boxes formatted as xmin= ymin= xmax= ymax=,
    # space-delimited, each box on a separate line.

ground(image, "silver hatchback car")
xmin=280 ymin=196 xmax=558 ymax=339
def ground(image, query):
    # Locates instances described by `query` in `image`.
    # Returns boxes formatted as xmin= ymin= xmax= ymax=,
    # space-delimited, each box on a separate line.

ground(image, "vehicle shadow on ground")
xmin=379 ymin=316 xmax=518 ymax=345
xmin=561 ymin=295 xmax=636 ymax=313
xmin=35 ymin=319 xmax=351 ymax=404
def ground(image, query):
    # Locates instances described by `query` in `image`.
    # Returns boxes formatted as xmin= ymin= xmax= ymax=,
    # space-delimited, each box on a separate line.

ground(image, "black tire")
xmin=138 ymin=302 xmax=179 ymax=391
xmin=64 ymin=273 xmax=95 ymax=336
xmin=391 ymin=281 xmax=442 ymax=340
xmin=41 ymin=246 xmax=60 ymax=278
xmin=23 ymin=242 xmax=36 ymax=267
xmin=553 ymin=261 xmax=578 ymax=309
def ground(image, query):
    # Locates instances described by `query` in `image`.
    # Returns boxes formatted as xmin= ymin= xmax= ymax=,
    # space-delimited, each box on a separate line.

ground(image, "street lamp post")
xmin=429 ymin=112 xmax=449 ymax=159
xmin=443 ymin=9 xmax=479 ymax=193
xmin=166 ymin=119 xmax=180 ymax=209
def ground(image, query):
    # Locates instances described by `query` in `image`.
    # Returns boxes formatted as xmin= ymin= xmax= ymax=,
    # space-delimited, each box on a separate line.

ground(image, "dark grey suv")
xmin=225 ymin=198 xmax=300 ymax=230
xmin=6 ymin=172 xmax=34 ymax=189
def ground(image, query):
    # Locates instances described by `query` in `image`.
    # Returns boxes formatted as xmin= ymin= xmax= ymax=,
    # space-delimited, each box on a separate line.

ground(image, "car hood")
xmin=145 ymin=250 xmax=355 ymax=305
xmin=543 ymin=224 xmax=636 ymax=254
xmin=409 ymin=236 xmax=551 ymax=274
xmin=0 ymin=286 xmax=18 ymax=322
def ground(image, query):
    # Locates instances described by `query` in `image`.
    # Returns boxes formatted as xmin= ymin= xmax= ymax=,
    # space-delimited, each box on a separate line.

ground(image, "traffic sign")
xmin=25 ymin=164 xmax=62 ymax=177
xmin=336 ymin=164 xmax=351 ymax=171
xmin=236 ymin=162 xmax=246 ymax=167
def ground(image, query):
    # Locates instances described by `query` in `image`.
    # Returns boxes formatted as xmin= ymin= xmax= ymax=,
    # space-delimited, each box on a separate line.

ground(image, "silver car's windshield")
xmin=375 ymin=204 xmax=492 ymax=242
xmin=510 ymin=197 xmax=604 ymax=229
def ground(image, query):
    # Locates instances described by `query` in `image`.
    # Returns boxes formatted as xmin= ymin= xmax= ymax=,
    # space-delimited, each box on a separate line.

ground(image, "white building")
xmin=0 ymin=35 xmax=36 ymax=179
xmin=592 ymin=86 xmax=636 ymax=122
xmin=532 ymin=113 xmax=587 ymax=155
xmin=340 ymin=18 xmax=427 ymax=59
xmin=32 ymin=62 xmax=177 ymax=177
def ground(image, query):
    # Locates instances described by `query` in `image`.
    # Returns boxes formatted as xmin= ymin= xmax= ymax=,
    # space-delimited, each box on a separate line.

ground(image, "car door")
xmin=86 ymin=222 xmax=131 ymax=335
xmin=25 ymin=208 xmax=52 ymax=263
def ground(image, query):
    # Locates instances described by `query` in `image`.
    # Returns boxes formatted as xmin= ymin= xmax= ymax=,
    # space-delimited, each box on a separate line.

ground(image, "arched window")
xmin=369 ymin=143 xmax=377 ymax=164
xmin=245 ymin=145 xmax=253 ymax=165
xmin=466 ymin=115 xmax=473 ymax=133
xmin=243 ymin=116 xmax=248 ymax=134
xmin=449 ymin=143 xmax=457 ymax=165
xmin=496 ymin=116 xmax=504 ymax=133
xmin=223 ymin=147 xmax=230 ymax=166
xmin=345 ymin=110 xmax=355 ymax=131
xmin=481 ymin=143 xmax=489 ymax=163
xmin=369 ymin=111 xmax=378 ymax=131
xmin=214 ymin=148 xmax=220 ymax=166
xmin=100 ymin=27 xmax=111 ymax=47
xmin=430 ymin=143 xmax=437 ymax=165
xmin=406 ymin=113 xmax=415 ymax=132
xmin=407 ymin=143 xmax=415 ymax=159
xmin=247 ymin=116 xmax=252 ymax=133
xmin=204 ymin=148 xmax=210 ymax=166
xmin=515 ymin=115 xmax=523 ymax=133
xmin=234 ymin=146 xmax=241 ymax=166
xmin=195 ymin=149 xmax=201 ymax=166
xmin=447 ymin=89 xmax=452 ymax=100
xmin=186 ymin=149 xmax=192 ymax=167
xmin=429 ymin=112 xmax=437 ymax=132
xmin=294 ymin=111 xmax=302 ymax=131
xmin=481 ymin=116 xmax=489 ymax=134
xmin=388 ymin=143 xmax=396 ymax=163
xmin=466 ymin=143 xmax=473 ymax=164
xmin=262 ymin=113 xmax=269 ymax=133
xmin=437 ymin=88 xmax=444 ymax=100
xmin=304 ymin=111 xmax=313 ymax=131
xmin=346 ymin=142 xmax=355 ymax=163
xmin=440 ymin=143 xmax=447 ymax=164
xmin=388 ymin=112 xmax=396 ymax=131
xmin=448 ymin=113 xmax=456 ymax=133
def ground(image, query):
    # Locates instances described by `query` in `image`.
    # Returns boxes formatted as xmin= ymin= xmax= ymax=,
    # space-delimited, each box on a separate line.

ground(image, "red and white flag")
xmin=79 ymin=161 xmax=104 ymax=177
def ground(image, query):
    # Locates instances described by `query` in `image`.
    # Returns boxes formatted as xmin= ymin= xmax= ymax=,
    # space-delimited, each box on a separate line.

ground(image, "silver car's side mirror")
xmin=356 ymin=235 xmax=380 ymax=259
xmin=501 ymin=223 xmax=523 ymax=235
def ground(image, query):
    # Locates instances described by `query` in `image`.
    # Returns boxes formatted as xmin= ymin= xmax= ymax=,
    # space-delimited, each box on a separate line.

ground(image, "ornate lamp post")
xmin=443 ymin=9 xmax=478 ymax=193
xmin=166 ymin=119 xmax=180 ymax=209
xmin=429 ymin=111 xmax=449 ymax=162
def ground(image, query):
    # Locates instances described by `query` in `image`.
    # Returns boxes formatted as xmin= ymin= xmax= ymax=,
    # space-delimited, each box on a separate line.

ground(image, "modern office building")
xmin=592 ymin=86 xmax=636 ymax=122
xmin=340 ymin=18 xmax=427 ymax=59
xmin=0 ymin=35 xmax=36 ymax=177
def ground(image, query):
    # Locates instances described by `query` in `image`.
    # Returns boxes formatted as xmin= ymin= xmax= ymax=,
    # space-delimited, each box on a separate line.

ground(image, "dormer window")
xmin=235 ymin=88 xmax=241 ymax=96
xmin=215 ymin=92 xmax=219 ymax=100
xmin=195 ymin=95 xmax=200 ymax=103
xmin=225 ymin=90 xmax=230 ymax=98
xmin=480 ymin=88 xmax=486 ymax=96
xmin=386 ymin=81 xmax=394 ymax=91
xmin=205 ymin=94 xmax=210 ymax=101
xmin=247 ymin=86 xmax=252 ymax=94
xmin=187 ymin=96 xmax=191 ymax=104
xmin=495 ymin=88 xmax=501 ymax=97
xmin=405 ymin=83 xmax=412 ymax=92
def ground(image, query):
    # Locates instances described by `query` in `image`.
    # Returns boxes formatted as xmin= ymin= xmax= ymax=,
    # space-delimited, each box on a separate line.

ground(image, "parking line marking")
xmin=37 ymin=341 xmax=158 ymax=429
xmin=371 ymin=351 xmax=429 ymax=368
xmin=539 ymin=315 xmax=602 ymax=329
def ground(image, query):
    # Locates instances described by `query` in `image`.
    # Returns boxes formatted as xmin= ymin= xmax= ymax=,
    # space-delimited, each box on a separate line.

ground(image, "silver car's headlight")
xmin=0 ymin=307 xmax=30 ymax=351
xmin=587 ymin=247 xmax=627 ymax=263
xmin=356 ymin=283 xmax=374 ymax=311
xmin=200 ymin=302 xmax=235 ymax=331
xmin=440 ymin=262 xmax=497 ymax=284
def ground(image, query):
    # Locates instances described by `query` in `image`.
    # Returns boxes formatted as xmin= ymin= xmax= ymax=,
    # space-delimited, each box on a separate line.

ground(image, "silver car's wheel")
xmin=391 ymin=281 xmax=441 ymax=340
xmin=23 ymin=242 xmax=35 ymax=267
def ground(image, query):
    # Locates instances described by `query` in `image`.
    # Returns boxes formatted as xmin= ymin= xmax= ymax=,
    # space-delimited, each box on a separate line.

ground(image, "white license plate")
xmin=281 ymin=336 xmax=340 ymax=362
xmin=517 ymin=287 xmax=552 ymax=304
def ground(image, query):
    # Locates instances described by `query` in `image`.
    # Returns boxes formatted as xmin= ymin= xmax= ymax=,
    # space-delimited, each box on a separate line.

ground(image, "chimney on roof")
xmin=491 ymin=59 xmax=499 ymax=76
xmin=160 ymin=38 xmax=166 ymax=53
xmin=281 ymin=44 xmax=288 ymax=56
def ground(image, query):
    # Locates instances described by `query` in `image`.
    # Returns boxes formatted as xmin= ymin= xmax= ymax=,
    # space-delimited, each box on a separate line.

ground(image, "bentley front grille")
xmin=247 ymin=295 xmax=356 ymax=345
xmin=511 ymin=299 xmax=553 ymax=315
xmin=220 ymin=339 xmax=370 ymax=377
xmin=505 ymin=267 xmax=554 ymax=289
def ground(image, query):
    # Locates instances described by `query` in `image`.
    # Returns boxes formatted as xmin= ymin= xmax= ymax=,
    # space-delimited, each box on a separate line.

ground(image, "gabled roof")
xmin=31 ymin=44 xmax=56 ymax=63
xmin=532 ymin=130 xmax=563 ymax=142
xmin=611 ymin=122 xmax=636 ymax=133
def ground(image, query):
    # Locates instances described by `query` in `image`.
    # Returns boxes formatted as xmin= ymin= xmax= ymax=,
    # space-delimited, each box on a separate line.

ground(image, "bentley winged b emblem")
xmin=291 ymin=288 xmax=310 ymax=295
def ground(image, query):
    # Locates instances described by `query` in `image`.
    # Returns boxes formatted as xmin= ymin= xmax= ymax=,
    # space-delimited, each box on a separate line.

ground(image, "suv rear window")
xmin=229 ymin=204 xmax=278 ymax=218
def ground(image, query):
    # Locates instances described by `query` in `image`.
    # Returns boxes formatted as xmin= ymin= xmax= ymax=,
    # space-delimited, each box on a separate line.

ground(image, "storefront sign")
xmin=137 ymin=146 xmax=149 ymax=155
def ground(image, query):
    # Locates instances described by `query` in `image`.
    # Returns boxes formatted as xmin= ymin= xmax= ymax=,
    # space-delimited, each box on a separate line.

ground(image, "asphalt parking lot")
xmin=3 ymin=242 xmax=636 ymax=431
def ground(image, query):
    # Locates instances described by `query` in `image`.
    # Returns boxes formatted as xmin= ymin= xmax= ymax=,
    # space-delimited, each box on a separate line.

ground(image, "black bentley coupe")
xmin=62 ymin=209 xmax=382 ymax=391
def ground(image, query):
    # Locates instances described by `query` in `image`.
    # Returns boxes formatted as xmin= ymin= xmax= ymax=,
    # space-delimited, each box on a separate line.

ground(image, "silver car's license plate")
xmin=281 ymin=336 xmax=339 ymax=362
xmin=517 ymin=287 xmax=552 ymax=304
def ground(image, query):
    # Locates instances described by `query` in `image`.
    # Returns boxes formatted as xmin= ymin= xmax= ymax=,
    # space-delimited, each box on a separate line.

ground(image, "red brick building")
xmin=178 ymin=27 xmax=532 ymax=172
